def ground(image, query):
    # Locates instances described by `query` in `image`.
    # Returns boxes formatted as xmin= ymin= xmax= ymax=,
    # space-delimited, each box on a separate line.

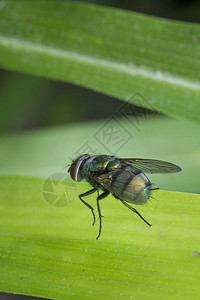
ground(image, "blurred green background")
xmin=0 ymin=0 xmax=199 ymax=133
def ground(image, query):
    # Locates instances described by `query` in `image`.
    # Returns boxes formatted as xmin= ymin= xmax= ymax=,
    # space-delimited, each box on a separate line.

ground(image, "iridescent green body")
xmin=80 ymin=155 xmax=119 ymax=187
xmin=77 ymin=155 xmax=151 ymax=205
xmin=68 ymin=154 xmax=181 ymax=239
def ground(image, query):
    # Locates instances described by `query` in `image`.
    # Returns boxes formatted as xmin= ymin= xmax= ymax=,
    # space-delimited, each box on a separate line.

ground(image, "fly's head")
xmin=68 ymin=154 xmax=90 ymax=181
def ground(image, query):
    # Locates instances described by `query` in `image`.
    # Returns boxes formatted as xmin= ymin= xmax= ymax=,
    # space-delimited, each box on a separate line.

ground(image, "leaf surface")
xmin=0 ymin=1 xmax=199 ymax=121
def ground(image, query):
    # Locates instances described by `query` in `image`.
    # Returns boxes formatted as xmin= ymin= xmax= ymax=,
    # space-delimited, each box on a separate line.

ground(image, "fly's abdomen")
xmin=123 ymin=173 xmax=150 ymax=205
xmin=112 ymin=167 xmax=151 ymax=205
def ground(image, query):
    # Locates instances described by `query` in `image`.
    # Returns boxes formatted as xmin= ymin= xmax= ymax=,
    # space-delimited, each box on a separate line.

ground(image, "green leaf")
xmin=0 ymin=1 xmax=200 ymax=122
xmin=0 ymin=175 xmax=200 ymax=300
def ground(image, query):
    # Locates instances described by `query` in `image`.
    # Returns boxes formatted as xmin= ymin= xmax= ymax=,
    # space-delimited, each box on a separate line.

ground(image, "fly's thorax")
xmin=112 ymin=166 xmax=151 ymax=205
xmin=68 ymin=154 xmax=91 ymax=181
xmin=77 ymin=155 xmax=120 ymax=187
xmin=106 ymin=159 xmax=120 ymax=171
xmin=82 ymin=155 xmax=118 ymax=175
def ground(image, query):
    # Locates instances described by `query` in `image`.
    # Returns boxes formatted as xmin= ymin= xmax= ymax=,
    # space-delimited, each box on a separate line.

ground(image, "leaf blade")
xmin=0 ymin=175 xmax=200 ymax=300
xmin=0 ymin=1 xmax=200 ymax=121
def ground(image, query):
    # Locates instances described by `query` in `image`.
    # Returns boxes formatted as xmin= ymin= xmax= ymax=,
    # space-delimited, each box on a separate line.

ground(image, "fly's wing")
xmin=118 ymin=158 xmax=181 ymax=174
xmin=95 ymin=168 xmax=126 ymax=193
xmin=94 ymin=167 xmax=141 ymax=203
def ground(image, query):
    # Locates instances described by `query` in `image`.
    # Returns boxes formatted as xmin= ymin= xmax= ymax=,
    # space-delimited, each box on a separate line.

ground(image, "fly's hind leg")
xmin=116 ymin=196 xmax=151 ymax=227
xmin=150 ymin=187 xmax=159 ymax=200
xmin=79 ymin=188 xmax=97 ymax=226
xmin=96 ymin=191 xmax=110 ymax=240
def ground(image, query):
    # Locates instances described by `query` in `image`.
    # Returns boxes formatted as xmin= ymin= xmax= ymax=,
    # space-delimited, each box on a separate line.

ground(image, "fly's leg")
xmin=150 ymin=187 xmax=159 ymax=200
xmin=96 ymin=191 xmax=110 ymax=240
xmin=118 ymin=198 xmax=151 ymax=227
xmin=79 ymin=188 xmax=97 ymax=226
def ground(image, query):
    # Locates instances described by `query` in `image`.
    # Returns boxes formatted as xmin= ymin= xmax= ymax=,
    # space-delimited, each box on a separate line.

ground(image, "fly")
xmin=68 ymin=154 xmax=181 ymax=239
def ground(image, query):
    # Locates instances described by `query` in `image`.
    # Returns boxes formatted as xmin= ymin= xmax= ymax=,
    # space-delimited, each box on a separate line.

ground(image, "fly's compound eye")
xmin=68 ymin=154 xmax=90 ymax=181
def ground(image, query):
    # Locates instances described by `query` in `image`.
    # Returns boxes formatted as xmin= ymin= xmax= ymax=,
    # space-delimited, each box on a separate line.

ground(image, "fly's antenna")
xmin=63 ymin=163 xmax=70 ymax=170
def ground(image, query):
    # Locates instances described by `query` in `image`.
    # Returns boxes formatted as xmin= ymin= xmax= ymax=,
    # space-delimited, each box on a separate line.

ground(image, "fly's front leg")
xmin=118 ymin=198 xmax=151 ymax=227
xmin=96 ymin=191 xmax=110 ymax=240
xmin=79 ymin=188 xmax=97 ymax=225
